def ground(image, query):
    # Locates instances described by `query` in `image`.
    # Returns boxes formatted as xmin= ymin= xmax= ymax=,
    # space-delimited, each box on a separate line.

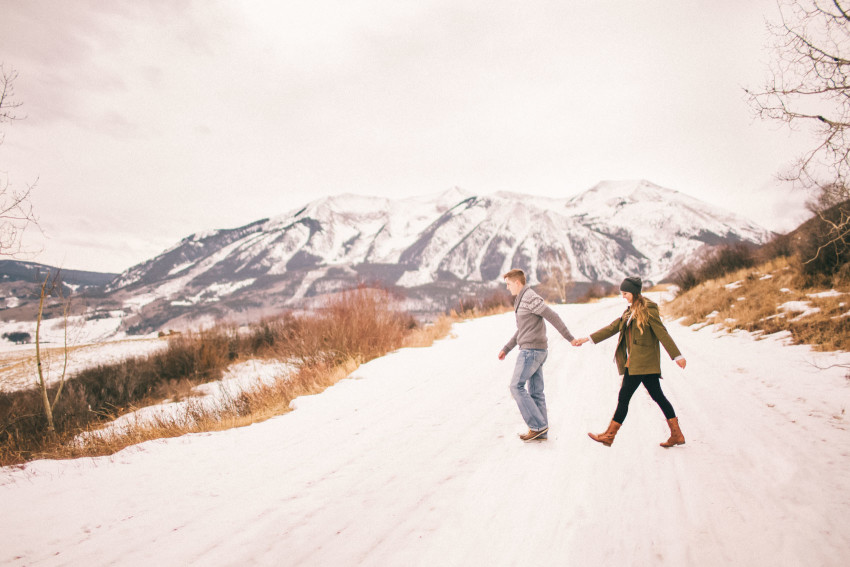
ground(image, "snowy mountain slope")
xmin=115 ymin=180 xmax=769 ymax=292
xmin=95 ymin=180 xmax=773 ymax=332
xmin=107 ymin=189 xmax=471 ymax=292
xmin=565 ymin=180 xmax=770 ymax=276
xmin=3 ymin=296 xmax=848 ymax=566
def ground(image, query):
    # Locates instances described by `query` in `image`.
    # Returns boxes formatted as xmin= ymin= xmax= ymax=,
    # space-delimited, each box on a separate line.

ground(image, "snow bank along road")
xmin=3 ymin=295 xmax=850 ymax=566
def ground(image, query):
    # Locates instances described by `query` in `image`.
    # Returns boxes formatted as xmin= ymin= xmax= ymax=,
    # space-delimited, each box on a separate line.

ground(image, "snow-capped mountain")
xmin=102 ymin=180 xmax=770 ymax=332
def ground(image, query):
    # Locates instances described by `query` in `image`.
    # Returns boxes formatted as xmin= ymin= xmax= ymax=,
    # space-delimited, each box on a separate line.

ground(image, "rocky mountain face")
xmin=0 ymin=180 xmax=775 ymax=335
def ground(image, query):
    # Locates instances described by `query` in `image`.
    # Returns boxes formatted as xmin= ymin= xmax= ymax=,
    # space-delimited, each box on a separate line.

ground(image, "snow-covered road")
xmin=3 ymin=296 xmax=850 ymax=566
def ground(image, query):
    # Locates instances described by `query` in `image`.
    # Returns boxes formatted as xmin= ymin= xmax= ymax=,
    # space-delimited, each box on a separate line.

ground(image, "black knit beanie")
xmin=619 ymin=276 xmax=642 ymax=296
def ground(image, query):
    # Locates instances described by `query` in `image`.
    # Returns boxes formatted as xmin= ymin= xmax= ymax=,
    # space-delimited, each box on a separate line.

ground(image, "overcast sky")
xmin=0 ymin=0 xmax=818 ymax=273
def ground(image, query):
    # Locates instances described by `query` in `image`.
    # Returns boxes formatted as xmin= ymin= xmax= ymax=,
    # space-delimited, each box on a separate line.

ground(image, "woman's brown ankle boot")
xmin=660 ymin=417 xmax=685 ymax=447
xmin=588 ymin=420 xmax=622 ymax=446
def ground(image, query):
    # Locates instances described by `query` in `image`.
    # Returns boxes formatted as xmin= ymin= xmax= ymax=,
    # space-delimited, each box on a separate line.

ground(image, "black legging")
xmin=612 ymin=369 xmax=676 ymax=423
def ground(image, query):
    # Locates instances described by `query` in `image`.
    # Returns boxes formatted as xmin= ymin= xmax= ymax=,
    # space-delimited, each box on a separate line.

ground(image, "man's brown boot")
xmin=519 ymin=427 xmax=549 ymax=442
xmin=660 ymin=417 xmax=685 ymax=447
xmin=588 ymin=420 xmax=621 ymax=447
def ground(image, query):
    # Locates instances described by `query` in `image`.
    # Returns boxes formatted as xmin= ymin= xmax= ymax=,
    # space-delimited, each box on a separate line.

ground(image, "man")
xmin=498 ymin=269 xmax=581 ymax=442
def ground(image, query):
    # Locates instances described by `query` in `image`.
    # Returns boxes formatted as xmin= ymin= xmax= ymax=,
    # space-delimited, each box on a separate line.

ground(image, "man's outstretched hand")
xmin=571 ymin=337 xmax=590 ymax=347
xmin=498 ymin=350 xmax=506 ymax=360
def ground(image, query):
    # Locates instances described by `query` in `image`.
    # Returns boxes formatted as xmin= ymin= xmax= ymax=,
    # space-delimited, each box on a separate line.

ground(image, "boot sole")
xmin=588 ymin=432 xmax=613 ymax=446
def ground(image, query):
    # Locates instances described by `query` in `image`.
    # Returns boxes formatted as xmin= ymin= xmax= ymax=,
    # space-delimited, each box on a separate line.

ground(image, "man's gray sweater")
xmin=502 ymin=286 xmax=574 ymax=353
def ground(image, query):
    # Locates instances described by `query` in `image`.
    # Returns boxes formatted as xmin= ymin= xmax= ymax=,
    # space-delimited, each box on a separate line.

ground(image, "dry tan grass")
xmin=152 ymin=377 xmax=202 ymax=402
xmin=447 ymin=305 xmax=513 ymax=321
xmin=57 ymin=358 xmax=364 ymax=461
xmin=402 ymin=314 xmax=456 ymax=348
xmin=10 ymin=294 xmax=461 ymax=465
xmin=665 ymin=256 xmax=850 ymax=351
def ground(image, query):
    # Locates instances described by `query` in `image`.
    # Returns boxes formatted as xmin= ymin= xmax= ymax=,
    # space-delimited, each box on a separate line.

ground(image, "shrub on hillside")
xmin=672 ymin=243 xmax=757 ymax=293
xmin=670 ymin=268 xmax=699 ymax=294
xmin=452 ymin=290 xmax=513 ymax=317
xmin=286 ymin=286 xmax=415 ymax=365
xmin=792 ymin=201 xmax=850 ymax=285
xmin=246 ymin=315 xmax=293 ymax=353
xmin=2 ymin=331 xmax=31 ymax=344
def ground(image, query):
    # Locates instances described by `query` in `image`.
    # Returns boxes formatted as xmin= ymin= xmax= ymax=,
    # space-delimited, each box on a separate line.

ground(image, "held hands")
xmin=571 ymin=337 xmax=590 ymax=347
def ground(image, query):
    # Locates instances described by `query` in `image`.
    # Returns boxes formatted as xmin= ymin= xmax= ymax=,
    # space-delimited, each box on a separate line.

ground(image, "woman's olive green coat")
xmin=590 ymin=299 xmax=681 ymax=375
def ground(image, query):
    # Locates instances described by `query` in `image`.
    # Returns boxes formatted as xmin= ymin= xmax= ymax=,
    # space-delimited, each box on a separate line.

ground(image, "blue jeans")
xmin=509 ymin=349 xmax=548 ymax=431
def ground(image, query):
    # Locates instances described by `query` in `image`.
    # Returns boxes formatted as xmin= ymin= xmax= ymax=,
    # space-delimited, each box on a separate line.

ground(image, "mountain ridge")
xmin=1 ymin=180 xmax=775 ymax=334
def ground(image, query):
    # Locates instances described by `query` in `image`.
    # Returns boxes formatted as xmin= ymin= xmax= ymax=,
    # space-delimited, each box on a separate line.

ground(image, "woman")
xmin=574 ymin=276 xmax=687 ymax=448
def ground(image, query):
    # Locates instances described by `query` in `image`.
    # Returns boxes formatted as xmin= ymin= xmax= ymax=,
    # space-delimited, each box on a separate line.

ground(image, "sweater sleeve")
xmin=541 ymin=306 xmax=574 ymax=342
xmin=502 ymin=331 xmax=518 ymax=354
xmin=525 ymin=291 xmax=547 ymax=315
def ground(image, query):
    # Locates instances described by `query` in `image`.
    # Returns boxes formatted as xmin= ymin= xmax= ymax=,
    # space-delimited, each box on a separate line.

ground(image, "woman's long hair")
xmin=628 ymin=294 xmax=649 ymax=333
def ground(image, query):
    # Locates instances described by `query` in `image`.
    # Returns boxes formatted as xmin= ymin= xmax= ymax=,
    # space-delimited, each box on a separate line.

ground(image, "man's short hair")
xmin=502 ymin=269 xmax=526 ymax=286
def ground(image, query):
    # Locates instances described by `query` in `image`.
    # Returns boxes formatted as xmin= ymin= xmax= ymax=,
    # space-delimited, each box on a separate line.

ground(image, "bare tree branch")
xmin=832 ymin=0 xmax=850 ymax=21
xmin=0 ymin=63 xmax=41 ymax=257
xmin=747 ymin=1 xmax=850 ymax=250
xmin=0 ymin=64 xmax=23 ymax=125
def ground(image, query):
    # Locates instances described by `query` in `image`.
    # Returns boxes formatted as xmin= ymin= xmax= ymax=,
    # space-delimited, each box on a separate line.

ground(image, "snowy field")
xmin=2 ymin=294 xmax=850 ymax=566
xmin=0 ymin=310 xmax=163 ymax=393
xmin=0 ymin=336 xmax=167 ymax=393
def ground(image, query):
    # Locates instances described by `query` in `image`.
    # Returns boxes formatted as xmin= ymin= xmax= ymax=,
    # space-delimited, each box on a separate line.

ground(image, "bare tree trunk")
xmin=34 ymin=271 xmax=55 ymax=436
xmin=540 ymin=265 xmax=574 ymax=303
xmin=34 ymin=269 xmax=74 ymax=438
xmin=51 ymin=293 xmax=71 ymax=414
